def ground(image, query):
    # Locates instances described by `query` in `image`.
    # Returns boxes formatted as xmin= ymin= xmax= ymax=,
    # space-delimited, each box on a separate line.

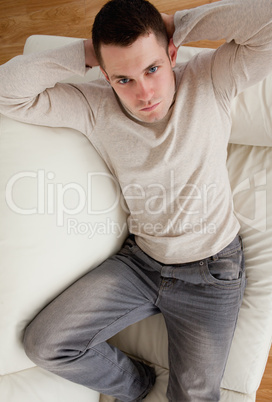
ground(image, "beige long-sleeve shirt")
xmin=1 ymin=0 xmax=272 ymax=263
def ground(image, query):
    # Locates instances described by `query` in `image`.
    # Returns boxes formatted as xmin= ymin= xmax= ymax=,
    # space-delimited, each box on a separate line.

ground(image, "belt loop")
xmin=239 ymin=235 xmax=244 ymax=250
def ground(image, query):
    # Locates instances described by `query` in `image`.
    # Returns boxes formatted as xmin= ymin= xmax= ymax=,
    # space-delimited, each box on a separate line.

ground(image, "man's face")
xmin=100 ymin=33 xmax=177 ymax=123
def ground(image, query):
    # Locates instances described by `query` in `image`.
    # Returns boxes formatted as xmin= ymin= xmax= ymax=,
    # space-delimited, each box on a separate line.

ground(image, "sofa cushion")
xmin=0 ymin=367 xmax=100 ymax=402
xmin=0 ymin=114 xmax=127 ymax=377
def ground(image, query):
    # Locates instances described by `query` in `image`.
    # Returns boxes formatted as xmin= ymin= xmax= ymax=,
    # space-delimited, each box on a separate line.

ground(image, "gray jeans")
xmin=24 ymin=234 xmax=246 ymax=401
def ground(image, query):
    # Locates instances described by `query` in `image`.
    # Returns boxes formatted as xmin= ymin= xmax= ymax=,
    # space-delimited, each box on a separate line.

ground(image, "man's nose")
xmin=136 ymin=80 xmax=154 ymax=101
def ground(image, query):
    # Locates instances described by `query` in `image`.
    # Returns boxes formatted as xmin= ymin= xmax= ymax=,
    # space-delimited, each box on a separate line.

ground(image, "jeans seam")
xmin=90 ymin=345 xmax=149 ymax=388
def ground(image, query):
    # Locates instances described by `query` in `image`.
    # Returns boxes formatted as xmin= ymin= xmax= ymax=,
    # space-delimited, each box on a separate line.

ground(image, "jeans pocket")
xmin=201 ymin=238 xmax=245 ymax=289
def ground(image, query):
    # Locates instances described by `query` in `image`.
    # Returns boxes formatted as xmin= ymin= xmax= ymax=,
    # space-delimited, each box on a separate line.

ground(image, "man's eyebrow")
xmin=110 ymin=59 xmax=165 ymax=81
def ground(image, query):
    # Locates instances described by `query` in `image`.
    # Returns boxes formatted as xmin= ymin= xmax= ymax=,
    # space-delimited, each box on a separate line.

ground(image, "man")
xmin=0 ymin=0 xmax=271 ymax=400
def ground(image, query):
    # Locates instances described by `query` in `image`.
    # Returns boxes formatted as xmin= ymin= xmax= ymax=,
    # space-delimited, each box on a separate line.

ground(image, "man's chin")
xmin=137 ymin=110 xmax=168 ymax=123
xmin=140 ymin=115 xmax=164 ymax=123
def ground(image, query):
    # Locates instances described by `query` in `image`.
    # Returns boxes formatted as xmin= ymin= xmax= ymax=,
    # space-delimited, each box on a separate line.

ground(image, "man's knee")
xmin=23 ymin=317 xmax=57 ymax=369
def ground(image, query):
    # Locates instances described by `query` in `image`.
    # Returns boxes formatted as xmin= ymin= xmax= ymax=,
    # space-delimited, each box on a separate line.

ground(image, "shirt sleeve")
xmin=173 ymin=0 xmax=272 ymax=99
xmin=0 ymin=40 xmax=99 ymax=135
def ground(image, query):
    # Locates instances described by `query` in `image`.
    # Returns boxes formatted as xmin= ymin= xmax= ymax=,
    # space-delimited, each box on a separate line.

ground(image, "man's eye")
xmin=148 ymin=66 xmax=158 ymax=74
xmin=119 ymin=78 xmax=130 ymax=84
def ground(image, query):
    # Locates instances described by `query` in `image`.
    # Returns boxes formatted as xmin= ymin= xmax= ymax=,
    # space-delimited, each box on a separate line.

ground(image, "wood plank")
xmin=151 ymin=0 xmax=220 ymax=13
xmin=0 ymin=0 xmax=82 ymax=17
xmin=0 ymin=2 xmax=86 ymax=43
xmin=0 ymin=1 xmax=86 ymax=64
xmin=256 ymin=347 xmax=272 ymax=402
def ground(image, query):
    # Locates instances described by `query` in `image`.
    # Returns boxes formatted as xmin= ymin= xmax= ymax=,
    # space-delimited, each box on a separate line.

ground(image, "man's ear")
xmin=100 ymin=67 xmax=110 ymax=83
xmin=168 ymin=38 xmax=178 ymax=68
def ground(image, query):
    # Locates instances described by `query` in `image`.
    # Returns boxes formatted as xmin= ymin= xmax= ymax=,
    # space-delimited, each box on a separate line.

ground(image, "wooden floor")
xmin=0 ymin=0 xmax=271 ymax=400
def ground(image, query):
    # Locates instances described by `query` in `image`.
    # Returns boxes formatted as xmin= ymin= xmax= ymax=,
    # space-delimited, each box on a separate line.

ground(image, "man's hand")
xmin=161 ymin=13 xmax=175 ymax=40
xmin=84 ymin=39 xmax=99 ymax=68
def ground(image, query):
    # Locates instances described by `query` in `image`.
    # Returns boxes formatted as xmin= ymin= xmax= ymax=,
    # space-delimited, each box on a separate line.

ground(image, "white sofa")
xmin=1 ymin=35 xmax=272 ymax=402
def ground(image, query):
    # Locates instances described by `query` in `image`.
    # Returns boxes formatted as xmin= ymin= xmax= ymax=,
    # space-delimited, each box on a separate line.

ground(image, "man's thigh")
xmin=25 ymin=237 xmax=160 ymax=353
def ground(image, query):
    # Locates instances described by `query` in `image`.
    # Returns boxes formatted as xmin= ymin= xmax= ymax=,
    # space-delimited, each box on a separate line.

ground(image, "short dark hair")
xmin=92 ymin=0 xmax=168 ymax=67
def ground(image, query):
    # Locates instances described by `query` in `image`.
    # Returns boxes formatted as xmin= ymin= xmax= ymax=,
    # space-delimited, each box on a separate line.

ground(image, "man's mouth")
xmin=140 ymin=102 xmax=161 ymax=112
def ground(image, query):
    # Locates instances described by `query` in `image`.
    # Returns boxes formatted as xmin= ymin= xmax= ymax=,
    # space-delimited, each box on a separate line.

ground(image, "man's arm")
xmin=164 ymin=0 xmax=272 ymax=97
xmin=0 ymin=39 xmax=100 ymax=134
